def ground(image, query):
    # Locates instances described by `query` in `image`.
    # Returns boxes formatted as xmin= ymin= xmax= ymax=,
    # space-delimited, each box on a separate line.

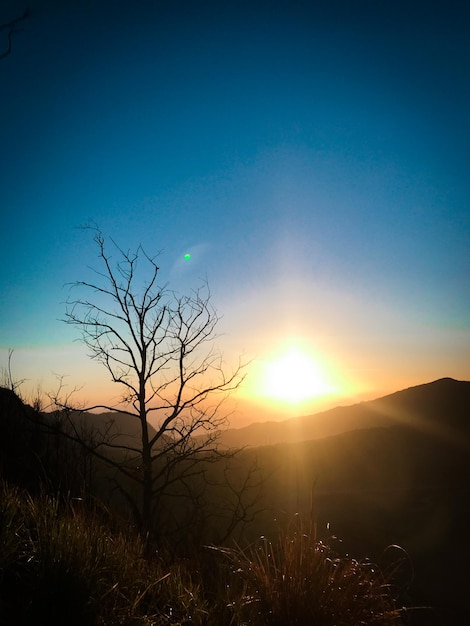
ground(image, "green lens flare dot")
xmin=184 ymin=253 xmax=191 ymax=261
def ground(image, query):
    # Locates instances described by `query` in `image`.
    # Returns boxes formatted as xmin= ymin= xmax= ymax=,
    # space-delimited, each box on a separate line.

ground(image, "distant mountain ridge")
xmin=65 ymin=409 xmax=158 ymax=450
xmin=219 ymin=378 xmax=470 ymax=448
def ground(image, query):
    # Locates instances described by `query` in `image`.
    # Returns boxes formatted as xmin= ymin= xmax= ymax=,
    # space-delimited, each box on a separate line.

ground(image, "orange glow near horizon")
xmin=240 ymin=343 xmax=346 ymax=411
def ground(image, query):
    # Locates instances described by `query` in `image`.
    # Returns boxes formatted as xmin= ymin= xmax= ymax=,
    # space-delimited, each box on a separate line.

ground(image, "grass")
xmin=215 ymin=514 xmax=405 ymax=626
xmin=0 ymin=482 xmax=405 ymax=625
xmin=0 ymin=481 xmax=209 ymax=625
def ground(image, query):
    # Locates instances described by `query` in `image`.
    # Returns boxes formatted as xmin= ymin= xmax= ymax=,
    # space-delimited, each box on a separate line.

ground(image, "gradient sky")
xmin=1 ymin=0 xmax=469 ymax=424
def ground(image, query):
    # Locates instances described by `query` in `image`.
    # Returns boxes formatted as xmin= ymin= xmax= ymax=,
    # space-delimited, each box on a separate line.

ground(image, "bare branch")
xmin=0 ymin=8 xmax=28 ymax=60
xmin=1 ymin=349 xmax=27 ymax=393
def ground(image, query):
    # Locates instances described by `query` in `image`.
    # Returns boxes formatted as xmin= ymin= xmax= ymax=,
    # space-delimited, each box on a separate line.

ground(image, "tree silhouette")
xmin=59 ymin=229 xmax=248 ymax=537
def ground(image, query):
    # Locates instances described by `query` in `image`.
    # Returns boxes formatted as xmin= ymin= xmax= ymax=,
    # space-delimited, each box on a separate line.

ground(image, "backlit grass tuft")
xmin=216 ymin=515 xmax=404 ymax=625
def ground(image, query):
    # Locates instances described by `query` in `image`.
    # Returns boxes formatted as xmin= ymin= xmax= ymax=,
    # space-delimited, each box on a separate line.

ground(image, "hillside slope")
xmin=230 ymin=379 xmax=470 ymax=625
xmin=220 ymin=378 xmax=470 ymax=448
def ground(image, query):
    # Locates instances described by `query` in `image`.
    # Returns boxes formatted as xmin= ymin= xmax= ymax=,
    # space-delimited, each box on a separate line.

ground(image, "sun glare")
xmin=261 ymin=347 xmax=334 ymax=404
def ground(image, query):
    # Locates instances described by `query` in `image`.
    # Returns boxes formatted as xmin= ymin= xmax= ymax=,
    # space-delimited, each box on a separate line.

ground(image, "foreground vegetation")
xmin=0 ymin=481 xmax=404 ymax=626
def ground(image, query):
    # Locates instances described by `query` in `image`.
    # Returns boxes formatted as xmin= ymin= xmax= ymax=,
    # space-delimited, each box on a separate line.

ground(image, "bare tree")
xmin=59 ymin=229 xmax=248 ymax=537
xmin=0 ymin=8 xmax=28 ymax=60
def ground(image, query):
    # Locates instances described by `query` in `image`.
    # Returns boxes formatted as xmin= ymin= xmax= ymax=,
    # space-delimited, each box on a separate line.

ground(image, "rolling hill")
xmin=219 ymin=378 xmax=470 ymax=448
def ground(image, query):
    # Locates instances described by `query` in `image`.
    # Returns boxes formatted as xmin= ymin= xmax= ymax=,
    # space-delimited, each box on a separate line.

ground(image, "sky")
xmin=1 ymin=0 xmax=469 ymax=425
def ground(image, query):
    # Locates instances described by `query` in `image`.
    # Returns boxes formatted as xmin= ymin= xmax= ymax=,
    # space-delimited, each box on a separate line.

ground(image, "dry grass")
xmin=0 ymin=481 xmax=208 ymax=625
xmin=216 ymin=515 xmax=405 ymax=625
xmin=1 ymin=482 xmax=406 ymax=625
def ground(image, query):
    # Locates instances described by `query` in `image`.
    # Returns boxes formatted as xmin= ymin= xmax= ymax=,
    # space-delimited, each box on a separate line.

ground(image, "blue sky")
xmin=1 ymin=0 xmax=469 ymax=421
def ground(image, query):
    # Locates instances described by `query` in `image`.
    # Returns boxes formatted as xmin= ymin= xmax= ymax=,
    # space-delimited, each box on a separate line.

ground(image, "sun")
xmin=261 ymin=347 xmax=334 ymax=404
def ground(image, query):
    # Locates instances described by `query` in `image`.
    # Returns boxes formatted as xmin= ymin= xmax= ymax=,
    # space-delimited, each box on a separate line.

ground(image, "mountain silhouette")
xmin=66 ymin=409 xmax=157 ymax=450
xmin=219 ymin=378 xmax=470 ymax=448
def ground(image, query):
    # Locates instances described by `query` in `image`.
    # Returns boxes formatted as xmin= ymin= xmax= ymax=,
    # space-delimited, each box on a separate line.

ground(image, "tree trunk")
xmin=139 ymin=371 xmax=153 ymax=536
